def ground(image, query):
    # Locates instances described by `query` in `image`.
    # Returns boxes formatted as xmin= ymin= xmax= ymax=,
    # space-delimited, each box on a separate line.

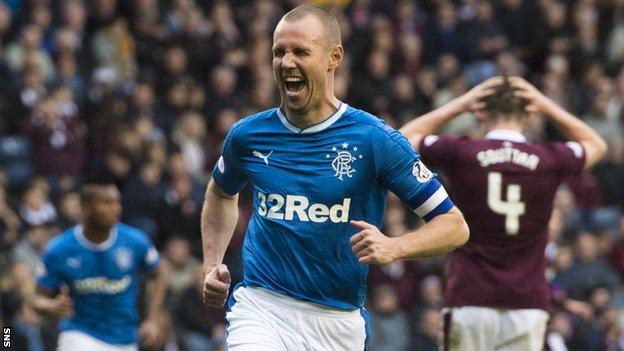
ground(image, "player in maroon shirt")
xmin=400 ymin=77 xmax=607 ymax=351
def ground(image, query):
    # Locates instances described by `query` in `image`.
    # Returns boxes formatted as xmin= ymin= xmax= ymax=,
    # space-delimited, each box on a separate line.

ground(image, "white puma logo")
xmin=253 ymin=150 xmax=273 ymax=165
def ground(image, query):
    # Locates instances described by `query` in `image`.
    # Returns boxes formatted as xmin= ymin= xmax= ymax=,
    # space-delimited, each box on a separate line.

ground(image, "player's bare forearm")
xmin=394 ymin=206 xmax=469 ymax=259
xmin=201 ymin=179 xmax=239 ymax=272
xmin=400 ymin=101 xmax=463 ymax=150
xmin=145 ymin=264 xmax=167 ymax=321
xmin=540 ymin=101 xmax=607 ymax=169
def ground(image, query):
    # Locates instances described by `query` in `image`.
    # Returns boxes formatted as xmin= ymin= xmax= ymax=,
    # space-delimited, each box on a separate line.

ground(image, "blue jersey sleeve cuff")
xmin=36 ymin=279 xmax=60 ymax=292
xmin=421 ymin=198 xmax=454 ymax=222
xmin=212 ymin=169 xmax=245 ymax=195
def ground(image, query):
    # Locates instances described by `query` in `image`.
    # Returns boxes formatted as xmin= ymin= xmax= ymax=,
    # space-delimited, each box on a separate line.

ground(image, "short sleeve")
xmin=550 ymin=141 xmax=585 ymax=177
xmin=211 ymin=125 xmax=250 ymax=195
xmin=418 ymin=135 xmax=462 ymax=171
xmin=374 ymin=127 xmax=454 ymax=222
xmin=36 ymin=249 xmax=63 ymax=291
xmin=137 ymin=233 xmax=160 ymax=274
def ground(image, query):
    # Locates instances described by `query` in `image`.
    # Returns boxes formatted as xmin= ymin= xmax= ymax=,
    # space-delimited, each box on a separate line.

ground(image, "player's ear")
xmin=328 ymin=45 xmax=343 ymax=70
xmin=475 ymin=109 xmax=487 ymax=124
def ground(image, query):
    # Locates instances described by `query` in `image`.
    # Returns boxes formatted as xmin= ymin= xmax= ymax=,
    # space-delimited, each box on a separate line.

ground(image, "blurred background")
xmin=0 ymin=0 xmax=623 ymax=350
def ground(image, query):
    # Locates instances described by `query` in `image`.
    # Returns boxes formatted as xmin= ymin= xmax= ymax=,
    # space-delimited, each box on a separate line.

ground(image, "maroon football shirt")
xmin=419 ymin=130 xmax=585 ymax=311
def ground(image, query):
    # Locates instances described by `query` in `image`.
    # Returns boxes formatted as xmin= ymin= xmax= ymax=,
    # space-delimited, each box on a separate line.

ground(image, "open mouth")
xmin=284 ymin=76 xmax=306 ymax=93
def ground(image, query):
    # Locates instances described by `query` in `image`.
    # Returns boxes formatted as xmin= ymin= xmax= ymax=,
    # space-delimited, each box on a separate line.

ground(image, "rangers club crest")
xmin=412 ymin=160 xmax=433 ymax=183
xmin=326 ymin=142 xmax=363 ymax=181
xmin=114 ymin=247 xmax=133 ymax=271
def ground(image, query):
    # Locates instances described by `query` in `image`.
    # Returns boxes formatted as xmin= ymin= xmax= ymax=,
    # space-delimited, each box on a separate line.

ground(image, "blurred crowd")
xmin=0 ymin=0 xmax=623 ymax=350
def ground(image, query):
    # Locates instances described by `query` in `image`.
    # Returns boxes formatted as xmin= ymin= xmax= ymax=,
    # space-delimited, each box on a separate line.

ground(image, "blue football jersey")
xmin=213 ymin=103 xmax=453 ymax=310
xmin=36 ymin=224 xmax=159 ymax=345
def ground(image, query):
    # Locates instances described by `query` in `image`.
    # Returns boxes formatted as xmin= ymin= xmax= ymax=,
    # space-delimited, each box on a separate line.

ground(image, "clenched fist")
xmin=203 ymin=264 xmax=231 ymax=308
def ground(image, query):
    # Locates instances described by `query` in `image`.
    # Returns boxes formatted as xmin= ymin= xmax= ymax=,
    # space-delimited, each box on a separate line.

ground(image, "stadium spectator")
xmin=369 ymin=284 xmax=411 ymax=351
xmin=409 ymin=308 xmax=441 ymax=351
xmin=175 ymin=267 xmax=226 ymax=351
xmin=18 ymin=182 xmax=57 ymax=228
xmin=564 ymin=232 xmax=621 ymax=300
xmin=171 ymin=112 xmax=208 ymax=182
xmin=0 ymin=183 xmax=20 ymax=248
xmin=156 ymin=174 xmax=201 ymax=248
xmin=56 ymin=191 xmax=81 ymax=231
xmin=12 ymin=225 xmax=53 ymax=274
xmin=161 ymin=235 xmax=200 ymax=307
xmin=22 ymin=93 xmax=86 ymax=178
xmin=411 ymin=275 xmax=444 ymax=324
xmin=4 ymin=24 xmax=56 ymax=82
xmin=122 ymin=161 xmax=166 ymax=238
xmin=91 ymin=17 xmax=137 ymax=85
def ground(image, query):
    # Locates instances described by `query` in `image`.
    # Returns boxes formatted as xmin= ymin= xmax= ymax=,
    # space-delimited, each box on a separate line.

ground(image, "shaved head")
xmin=282 ymin=5 xmax=341 ymax=48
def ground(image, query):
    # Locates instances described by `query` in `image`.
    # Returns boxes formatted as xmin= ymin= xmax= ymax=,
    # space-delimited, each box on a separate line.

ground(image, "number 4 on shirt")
xmin=487 ymin=172 xmax=526 ymax=235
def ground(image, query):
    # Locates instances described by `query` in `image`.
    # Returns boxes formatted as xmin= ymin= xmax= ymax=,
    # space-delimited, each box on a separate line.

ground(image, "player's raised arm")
xmin=201 ymin=179 xmax=238 ymax=307
xmin=510 ymin=76 xmax=607 ymax=170
xmin=349 ymin=206 xmax=469 ymax=264
xmin=400 ymin=76 xmax=503 ymax=150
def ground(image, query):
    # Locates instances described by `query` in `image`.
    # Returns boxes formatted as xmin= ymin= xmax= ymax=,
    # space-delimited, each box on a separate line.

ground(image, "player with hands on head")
xmin=201 ymin=4 xmax=469 ymax=350
xmin=400 ymin=76 xmax=607 ymax=351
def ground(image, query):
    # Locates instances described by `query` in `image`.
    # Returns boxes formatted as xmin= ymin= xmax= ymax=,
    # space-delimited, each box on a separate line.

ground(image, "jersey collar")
xmin=277 ymin=102 xmax=348 ymax=133
xmin=484 ymin=129 xmax=528 ymax=143
xmin=74 ymin=225 xmax=118 ymax=251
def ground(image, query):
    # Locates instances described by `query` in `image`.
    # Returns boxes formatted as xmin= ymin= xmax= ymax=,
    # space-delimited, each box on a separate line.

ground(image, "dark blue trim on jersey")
xmin=227 ymin=283 xmax=244 ymax=312
xmin=277 ymin=102 xmax=345 ymax=133
xmin=224 ymin=282 xmax=244 ymax=341
xmin=405 ymin=180 xmax=441 ymax=210
xmin=36 ymin=281 xmax=60 ymax=292
xmin=360 ymin=307 xmax=371 ymax=350
xmin=422 ymin=198 xmax=454 ymax=222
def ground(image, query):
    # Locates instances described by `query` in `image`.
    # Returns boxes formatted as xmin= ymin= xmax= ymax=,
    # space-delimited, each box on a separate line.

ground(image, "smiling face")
xmin=272 ymin=14 xmax=342 ymax=117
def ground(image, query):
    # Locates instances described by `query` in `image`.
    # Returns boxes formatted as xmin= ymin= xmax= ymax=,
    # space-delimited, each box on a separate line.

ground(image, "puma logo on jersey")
xmin=253 ymin=150 xmax=273 ymax=165
xmin=257 ymin=192 xmax=350 ymax=223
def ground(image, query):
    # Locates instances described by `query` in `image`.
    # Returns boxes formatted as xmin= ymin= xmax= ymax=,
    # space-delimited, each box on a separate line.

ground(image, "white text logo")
xmin=257 ymin=193 xmax=350 ymax=223
xmin=73 ymin=275 xmax=131 ymax=294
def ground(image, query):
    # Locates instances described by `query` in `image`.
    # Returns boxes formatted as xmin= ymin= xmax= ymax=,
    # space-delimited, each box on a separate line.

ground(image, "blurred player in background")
xmin=32 ymin=180 xmax=166 ymax=351
xmin=400 ymin=76 xmax=607 ymax=351
xmin=201 ymin=4 xmax=469 ymax=351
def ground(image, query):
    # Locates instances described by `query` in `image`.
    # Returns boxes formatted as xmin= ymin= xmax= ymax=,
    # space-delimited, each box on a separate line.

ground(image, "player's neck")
xmin=282 ymin=96 xmax=341 ymax=129
xmin=82 ymin=224 xmax=112 ymax=244
xmin=488 ymin=120 xmax=524 ymax=134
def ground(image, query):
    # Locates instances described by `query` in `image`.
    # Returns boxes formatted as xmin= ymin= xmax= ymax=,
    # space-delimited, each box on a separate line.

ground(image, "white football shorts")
xmin=57 ymin=330 xmax=137 ymax=351
xmin=225 ymin=285 xmax=370 ymax=351
xmin=441 ymin=306 xmax=549 ymax=351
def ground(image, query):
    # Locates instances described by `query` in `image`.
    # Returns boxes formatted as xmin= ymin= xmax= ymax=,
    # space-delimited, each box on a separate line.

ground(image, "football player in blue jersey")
xmin=201 ymin=4 xmax=470 ymax=350
xmin=32 ymin=180 xmax=167 ymax=351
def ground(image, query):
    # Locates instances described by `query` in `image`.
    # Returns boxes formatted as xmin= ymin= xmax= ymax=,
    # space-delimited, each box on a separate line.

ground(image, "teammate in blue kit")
xmin=32 ymin=180 xmax=167 ymax=351
xmin=201 ymin=5 xmax=470 ymax=350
